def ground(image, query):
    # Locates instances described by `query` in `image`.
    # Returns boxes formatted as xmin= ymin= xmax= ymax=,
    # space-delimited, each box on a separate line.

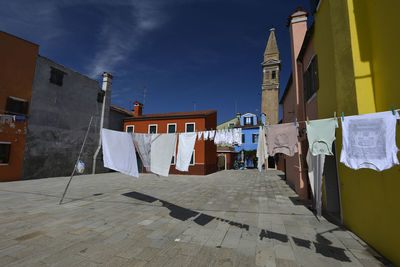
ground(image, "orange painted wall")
xmin=124 ymin=113 xmax=217 ymax=175
xmin=0 ymin=31 xmax=38 ymax=182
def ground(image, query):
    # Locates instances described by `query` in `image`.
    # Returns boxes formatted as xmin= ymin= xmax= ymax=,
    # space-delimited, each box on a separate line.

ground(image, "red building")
xmin=123 ymin=102 xmax=217 ymax=175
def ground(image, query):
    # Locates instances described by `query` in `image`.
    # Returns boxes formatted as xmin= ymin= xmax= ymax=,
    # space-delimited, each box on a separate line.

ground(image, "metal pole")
xmin=59 ymin=116 xmax=93 ymax=204
xmin=92 ymin=73 xmax=112 ymax=174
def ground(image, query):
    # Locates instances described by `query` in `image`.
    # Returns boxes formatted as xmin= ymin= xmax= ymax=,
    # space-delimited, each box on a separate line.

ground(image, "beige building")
xmin=261 ymin=28 xmax=281 ymax=125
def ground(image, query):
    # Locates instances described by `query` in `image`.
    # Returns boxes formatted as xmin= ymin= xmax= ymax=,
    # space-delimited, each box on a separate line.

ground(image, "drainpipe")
xmin=92 ymin=72 xmax=113 ymax=174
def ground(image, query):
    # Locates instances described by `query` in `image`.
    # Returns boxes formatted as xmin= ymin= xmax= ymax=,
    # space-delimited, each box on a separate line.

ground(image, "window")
xmin=244 ymin=117 xmax=253 ymax=125
xmin=50 ymin=67 xmax=65 ymax=86
xmin=271 ymin=70 xmax=276 ymax=80
xmin=148 ymin=124 xmax=157 ymax=134
xmin=126 ymin=125 xmax=134 ymax=133
xmin=6 ymin=96 xmax=28 ymax=115
xmin=303 ymin=55 xmax=319 ymax=102
xmin=167 ymin=123 xmax=176 ymax=133
xmin=0 ymin=143 xmax=11 ymax=165
xmin=190 ymin=150 xmax=195 ymax=165
xmin=252 ymin=134 xmax=259 ymax=144
xmin=185 ymin=122 xmax=195 ymax=132
xmin=242 ymin=134 xmax=245 ymax=144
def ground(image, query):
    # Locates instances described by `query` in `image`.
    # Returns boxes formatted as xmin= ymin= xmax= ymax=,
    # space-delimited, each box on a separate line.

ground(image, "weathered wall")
xmin=108 ymin=109 xmax=127 ymax=131
xmin=0 ymin=31 xmax=38 ymax=181
xmin=22 ymin=56 xmax=110 ymax=179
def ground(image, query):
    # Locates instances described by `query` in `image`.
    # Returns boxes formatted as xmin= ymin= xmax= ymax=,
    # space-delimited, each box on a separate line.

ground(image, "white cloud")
xmin=86 ymin=0 xmax=167 ymax=78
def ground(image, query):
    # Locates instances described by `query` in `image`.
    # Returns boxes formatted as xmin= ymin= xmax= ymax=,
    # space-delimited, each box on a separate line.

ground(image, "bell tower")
xmin=261 ymin=28 xmax=281 ymax=124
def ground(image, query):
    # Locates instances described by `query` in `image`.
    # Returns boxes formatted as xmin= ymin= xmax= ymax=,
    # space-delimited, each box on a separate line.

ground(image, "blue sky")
xmin=0 ymin=0 xmax=310 ymax=124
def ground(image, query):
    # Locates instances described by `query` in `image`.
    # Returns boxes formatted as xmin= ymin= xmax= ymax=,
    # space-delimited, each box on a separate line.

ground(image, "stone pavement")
xmin=0 ymin=170 xmax=389 ymax=266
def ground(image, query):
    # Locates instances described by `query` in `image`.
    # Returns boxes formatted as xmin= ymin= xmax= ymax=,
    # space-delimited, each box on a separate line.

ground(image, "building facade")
xmin=124 ymin=102 xmax=217 ymax=175
xmin=1 ymin=31 xmax=114 ymax=181
xmin=313 ymin=0 xmax=400 ymax=264
xmin=0 ymin=31 xmax=38 ymax=182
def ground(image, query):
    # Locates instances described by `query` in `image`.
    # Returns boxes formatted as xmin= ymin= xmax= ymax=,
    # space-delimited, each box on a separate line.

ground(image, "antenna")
xmin=143 ymin=86 xmax=147 ymax=109
xmin=235 ymin=101 xmax=237 ymax=114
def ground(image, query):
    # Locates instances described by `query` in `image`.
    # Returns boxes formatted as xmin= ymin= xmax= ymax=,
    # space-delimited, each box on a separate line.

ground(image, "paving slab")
xmin=0 ymin=169 xmax=390 ymax=266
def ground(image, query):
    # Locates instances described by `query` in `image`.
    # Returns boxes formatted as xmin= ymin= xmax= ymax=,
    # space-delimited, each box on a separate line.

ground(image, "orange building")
xmin=124 ymin=102 xmax=217 ymax=175
xmin=0 ymin=31 xmax=39 ymax=182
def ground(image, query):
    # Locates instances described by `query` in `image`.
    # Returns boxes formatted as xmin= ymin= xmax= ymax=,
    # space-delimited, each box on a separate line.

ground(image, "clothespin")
xmin=341 ymin=112 xmax=344 ymax=122
xmin=392 ymin=105 xmax=396 ymax=116
xmin=334 ymin=112 xmax=337 ymax=120
xmin=306 ymin=116 xmax=310 ymax=124
xmin=294 ymin=118 xmax=297 ymax=126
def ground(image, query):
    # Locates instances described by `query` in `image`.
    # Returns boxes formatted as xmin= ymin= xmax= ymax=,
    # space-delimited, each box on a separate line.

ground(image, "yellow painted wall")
xmin=314 ymin=0 xmax=400 ymax=265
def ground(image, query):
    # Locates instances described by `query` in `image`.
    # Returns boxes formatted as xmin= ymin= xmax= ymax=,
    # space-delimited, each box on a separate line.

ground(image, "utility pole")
xmin=92 ymin=72 xmax=113 ymax=174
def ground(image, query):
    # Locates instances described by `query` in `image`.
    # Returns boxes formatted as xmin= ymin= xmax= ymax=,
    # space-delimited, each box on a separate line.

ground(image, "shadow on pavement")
xmin=123 ymin=190 xmax=352 ymax=262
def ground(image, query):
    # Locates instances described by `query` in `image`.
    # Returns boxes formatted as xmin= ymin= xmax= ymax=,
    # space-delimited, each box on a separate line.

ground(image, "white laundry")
xmin=150 ymin=133 xmax=177 ymax=176
xmin=176 ymin=133 xmax=197 ymax=172
xmin=132 ymin=133 xmax=152 ymax=171
xmin=233 ymin=128 xmax=242 ymax=146
xmin=209 ymin=130 xmax=215 ymax=141
xmin=102 ymin=128 xmax=139 ymax=177
xmin=203 ymin=131 xmax=209 ymax=140
xmin=306 ymin=149 xmax=325 ymax=217
xmin=213 ymin=130 xmax=221 ymax=144
xmin=197 ymin=131 xmax=203 ymax=141
xmin=340 ymin=111 xmax=399 ymax=171
xmin=226 ymin=129 xmax=234 ymax=145
xmin=256 ymin=126 xmax=268 ymax=171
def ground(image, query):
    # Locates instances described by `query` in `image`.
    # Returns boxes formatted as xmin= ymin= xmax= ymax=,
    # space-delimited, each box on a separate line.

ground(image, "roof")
xmin=110 ymin=104 xmax=133 ymax=116
xmin=279 ymin=74 xmax=292 ymax=104
xmin=124 ymin=110 xmax=217 ymax=121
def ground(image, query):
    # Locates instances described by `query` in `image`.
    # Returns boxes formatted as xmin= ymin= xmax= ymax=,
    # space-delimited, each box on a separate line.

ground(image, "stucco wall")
xmin=22 ymin=56 xmax=110 ymax=179
xmin=314 ymin=0 xmax=400 ymax=264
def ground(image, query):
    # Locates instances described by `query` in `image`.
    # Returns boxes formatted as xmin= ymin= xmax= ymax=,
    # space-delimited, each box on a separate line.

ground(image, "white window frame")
xmin=125 ymin=125 xmax=134 ymax=133
xmin=148 ymin=124 xmax=158 ymax=134
xmin=185 ymin=122 xmax=195 ymax=132
xmin=190 ymin=150 xmax=195 ymax=166
xmin=167 ymin=123 xmax=177 ymax=133
xmin=252 ymin=133 xmax=259 ymax=144
xmin=0 ymin=142 xmax=11 ymax=166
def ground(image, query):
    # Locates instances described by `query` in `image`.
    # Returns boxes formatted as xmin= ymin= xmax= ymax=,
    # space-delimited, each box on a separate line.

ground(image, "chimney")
xmin=102 ymin=72 xmax=113 ymax=92
xmin=133 ymin=101 xmax=143 ymax=117
xmin=287 ymin=6 xmax=308 ymax=110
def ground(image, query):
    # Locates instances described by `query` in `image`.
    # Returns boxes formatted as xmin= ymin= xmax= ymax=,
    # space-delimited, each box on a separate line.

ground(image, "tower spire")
xmin=264 ymin=28 xmax=279 ymax=62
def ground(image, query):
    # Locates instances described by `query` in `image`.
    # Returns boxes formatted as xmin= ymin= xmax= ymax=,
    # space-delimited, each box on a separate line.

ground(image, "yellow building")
xmin=313 ymin=0 xmax=400 ymax=264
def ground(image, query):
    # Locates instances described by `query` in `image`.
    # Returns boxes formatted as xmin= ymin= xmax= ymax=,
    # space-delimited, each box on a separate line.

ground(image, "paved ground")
xmin=0 ymin=170 xmax=388 ymax=266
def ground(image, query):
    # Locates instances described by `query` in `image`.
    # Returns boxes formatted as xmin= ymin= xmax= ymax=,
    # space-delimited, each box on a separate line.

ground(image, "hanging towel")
xmin=306 ymin=118 xmax=338 ymax=156
xmin=256 ymin=126 xmax=268 ymax=171
xmin=340 ymin=111 xmax=399 ymax=171
xmin=150 ymin=133 xmax=177 ymax=176
xmin=209 ymin=130 xmax=215 ymax=141
xmin=306 ymin=149 xmax=325 ymax=217
xmin=197 ymin=131 xmax=203 ymax=141
xmin=102 ymin=128 xmax=139 ymax=177
xmin=132 ymin=133 xmax=152 ymax=171
xmin=266 ymin=123 xmax=298 ymax=156
xmin=203 ymin=131 xmax=209 ymax=140
xmin=176 ymin=133 xmax=197 ymax=172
